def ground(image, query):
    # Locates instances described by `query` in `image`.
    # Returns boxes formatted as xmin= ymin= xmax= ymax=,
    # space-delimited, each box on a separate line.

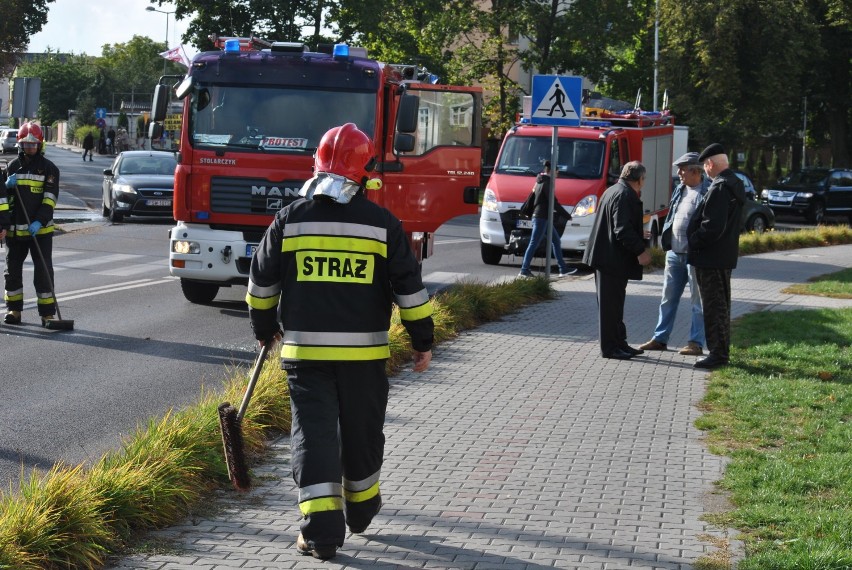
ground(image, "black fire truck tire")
xmin=480 ymin=242 xmax=503 ymax=265
xmin=180 ymin=279 xmax=219 ymax=304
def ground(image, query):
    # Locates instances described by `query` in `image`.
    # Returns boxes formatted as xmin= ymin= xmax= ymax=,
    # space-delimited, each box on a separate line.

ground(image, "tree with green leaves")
xmin=0 ymin=0 xmax=54 ymax=76
xmin=658 ymin=0 xmax=820 ymax=161
xmin=158 ymin=0 xmax=327 ymax=51
xmin=14 ymin=52 xmax=94 ymax=124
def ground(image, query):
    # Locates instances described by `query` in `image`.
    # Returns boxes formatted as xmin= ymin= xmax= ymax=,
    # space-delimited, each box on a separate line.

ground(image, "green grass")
xmin=783 ymin=268 xmax=852 ymax=299
xmin=696 ymin=308 xmax=852 ymax=569
xmin=0 ymin=277 xmax=553 ymax=569
xmin=646 ymin=224 xmax=852 ymax=271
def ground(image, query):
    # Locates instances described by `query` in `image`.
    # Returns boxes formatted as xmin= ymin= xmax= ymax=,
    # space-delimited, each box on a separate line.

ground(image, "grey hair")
xmin=620 ymin=161 xmax=646 ymax=182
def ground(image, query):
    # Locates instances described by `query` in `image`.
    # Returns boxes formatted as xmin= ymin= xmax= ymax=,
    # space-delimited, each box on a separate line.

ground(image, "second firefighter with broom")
xmin=243 ymin=123 xmax=434 ymax=560
xmin=1 ymin=122 xmax=68 ymax=329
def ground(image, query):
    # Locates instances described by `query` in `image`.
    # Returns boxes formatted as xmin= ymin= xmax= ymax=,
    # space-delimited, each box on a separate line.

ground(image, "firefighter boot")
xmin=41 ymin=314 xmax=56 ymax=327
xmin=4 ymin=311 xmax=21 ymax=325
xmin=296 ymin=533 xmax=337 ymax=560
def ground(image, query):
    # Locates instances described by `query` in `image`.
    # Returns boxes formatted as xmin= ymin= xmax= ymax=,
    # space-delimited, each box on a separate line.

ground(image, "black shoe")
xmin=694 ymin=355 xmax=729 ymax=369
xmin=621 ymin=345 xmax=644 ymax=356
xmin=602 ymin=349 xmax=633 ymax=360
xmin=296 ymin=533 xmax=337 ymax=560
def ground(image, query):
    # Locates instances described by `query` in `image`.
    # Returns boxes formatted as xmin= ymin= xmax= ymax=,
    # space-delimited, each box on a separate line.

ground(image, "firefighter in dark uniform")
xmin=2 ymin=122 xmax=61 ymax=326
xmin=246 ymin=123 xmax=434 ymax=560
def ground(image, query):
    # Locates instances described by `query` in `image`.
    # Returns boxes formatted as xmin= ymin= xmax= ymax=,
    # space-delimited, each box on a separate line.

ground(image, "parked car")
xmin=670 ymin=172 xmax=775 ymax=234
xmin=734 ymin=171 xmax=776 ymax=233
xmin=760 ymin=167 xmax=852 ymax=224
xmin=1 ymin=129 xmax=19 ymax=153
xmin=102 ymin=150 xmax=177 ymax=222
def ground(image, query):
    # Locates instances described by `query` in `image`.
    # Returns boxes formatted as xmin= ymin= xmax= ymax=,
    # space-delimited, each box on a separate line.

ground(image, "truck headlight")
xmin=797 ymin=192 xmax=813 ymax=199
xmin=572 ymin=194 xmax=597 ymax=217
xmin=172 ymin=240 xmax=200 ymax=254
xmin=760 ymin=189 xmax=769 ymax=199
xmin=482 ymin=188 xmax=499 ymax=212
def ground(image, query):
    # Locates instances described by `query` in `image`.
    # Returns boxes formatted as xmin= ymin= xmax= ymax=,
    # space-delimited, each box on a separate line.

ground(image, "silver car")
xmin=1 ymin=129 xmax=19 ymax=153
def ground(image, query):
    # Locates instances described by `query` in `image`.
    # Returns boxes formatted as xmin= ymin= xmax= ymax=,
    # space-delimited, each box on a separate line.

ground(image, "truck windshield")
xmin=188 ymin=84 xmax=376 ymax=153
xmin=495 ymin=136 xmax=605 ymax=179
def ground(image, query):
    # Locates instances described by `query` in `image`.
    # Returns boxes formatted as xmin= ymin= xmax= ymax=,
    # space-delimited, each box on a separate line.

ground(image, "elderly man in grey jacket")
xmin=639 ymin=152 xmax=710 ymax=356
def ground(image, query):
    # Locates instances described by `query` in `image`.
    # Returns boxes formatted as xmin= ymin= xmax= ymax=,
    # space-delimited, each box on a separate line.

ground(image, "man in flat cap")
xmin=639 ymin=152 xmax=709 ymax=356
xmin=687 ymin=144 xmax=745 ymax=369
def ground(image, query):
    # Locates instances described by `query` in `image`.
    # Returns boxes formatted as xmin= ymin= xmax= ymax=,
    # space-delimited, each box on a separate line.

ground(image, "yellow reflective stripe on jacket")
xmin=298 ymin=496 xmax=344 ymax=516
xmin=245 ymin=279 xmax=281 ymax=310
xmin=281 ymin=344 xmax=390 ymax=361
xmin=399 ymin=300 xmax=433 ymax=321
xmin=245 ymin=292 xmax=279 ymax=310
xmin=283 ymin=235 xmax=387 ymax=258
xmin=343 ymin=481 xmax=380 ymax=504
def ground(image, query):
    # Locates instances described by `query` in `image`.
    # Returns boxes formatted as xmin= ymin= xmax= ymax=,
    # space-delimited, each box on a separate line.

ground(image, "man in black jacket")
xmin=688 ymin=143 xmax=745 ymax=369
xmin=583 ymin=161 xmax=652 ymax=359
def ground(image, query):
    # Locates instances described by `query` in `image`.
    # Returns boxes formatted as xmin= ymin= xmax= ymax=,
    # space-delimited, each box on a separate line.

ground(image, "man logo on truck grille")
xmin=296 ymin=251 xmax=373 ymax=283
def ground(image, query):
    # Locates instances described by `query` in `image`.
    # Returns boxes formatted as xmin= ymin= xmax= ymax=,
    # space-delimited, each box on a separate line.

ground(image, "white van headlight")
xmin=482 ymin=188 xmax=499 ymax=212
xmin=572 ymin=194 xmax=597 ymax=217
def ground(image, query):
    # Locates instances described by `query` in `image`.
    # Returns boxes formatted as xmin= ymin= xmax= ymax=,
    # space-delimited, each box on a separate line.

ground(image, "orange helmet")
xmin=315 ymin=123 xmax=375 ymax=184
xmin=17 ymin=122 xmax=44 ymax=144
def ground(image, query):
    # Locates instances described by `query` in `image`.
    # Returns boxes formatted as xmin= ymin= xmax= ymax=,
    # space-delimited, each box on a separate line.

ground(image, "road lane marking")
xmin=20 ymin=277 xmax=174 ymax=308
xmin=55 ymin=253 xmax=144 ymax=268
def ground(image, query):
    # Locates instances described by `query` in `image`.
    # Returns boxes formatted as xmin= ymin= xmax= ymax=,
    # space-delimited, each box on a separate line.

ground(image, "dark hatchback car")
xmin=102 ymin=150 xmax=177 ymax=222
xmin=760 ymin=167 xmax=852 ymax=224
xmin=734 ymin=171 xmax=776 ymax=233
xmin=669 ymin=172 xmax=775 ymax=233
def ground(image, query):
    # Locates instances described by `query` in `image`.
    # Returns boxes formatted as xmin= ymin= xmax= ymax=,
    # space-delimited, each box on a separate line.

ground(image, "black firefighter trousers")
xmin=4 ymin=236 xmax=56 ymax=317
xmin=286 ymin=360 xmax=388 ymax=548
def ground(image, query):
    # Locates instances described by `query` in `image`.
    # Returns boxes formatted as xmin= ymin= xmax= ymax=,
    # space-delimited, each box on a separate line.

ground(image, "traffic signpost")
xmin=529 ymin=75 xmax=584 ymax=277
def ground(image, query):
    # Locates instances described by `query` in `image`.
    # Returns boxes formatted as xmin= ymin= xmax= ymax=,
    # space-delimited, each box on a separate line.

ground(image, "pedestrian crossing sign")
xmin=530 ymin=75 xmax=582 ymax=126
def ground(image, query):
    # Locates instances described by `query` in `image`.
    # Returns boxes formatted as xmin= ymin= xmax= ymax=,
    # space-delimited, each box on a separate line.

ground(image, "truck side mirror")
xmin=151 ymin=85 xmax=169 ymax=122
xmin=394 ymin=133 xmax=415 ymax=153
xmin=397 ymin=94 xmax=419 ymax=134
xmin=149 ymin=122 xmax=163 ymax=140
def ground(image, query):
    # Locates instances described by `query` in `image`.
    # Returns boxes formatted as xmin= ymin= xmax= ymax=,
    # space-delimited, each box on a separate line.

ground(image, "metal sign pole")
xmin=545 ymin=126 xmax=558 ymax=279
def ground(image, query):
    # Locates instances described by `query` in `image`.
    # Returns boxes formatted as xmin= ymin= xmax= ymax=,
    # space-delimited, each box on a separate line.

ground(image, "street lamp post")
xmin=146 ymin=6 xmax=175 ymax=74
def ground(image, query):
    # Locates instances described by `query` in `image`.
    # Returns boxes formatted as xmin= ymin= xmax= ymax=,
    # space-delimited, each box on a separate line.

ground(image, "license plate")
xmin=246 ymin=244 xmax=258 ymax=257
xmin=146 ymin=199 xmax=172 ymax=207
xmin=516 ymin=219 xmax=533 ymax=229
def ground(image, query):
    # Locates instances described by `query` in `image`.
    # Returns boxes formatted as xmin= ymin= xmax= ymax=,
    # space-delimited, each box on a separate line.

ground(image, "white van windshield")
xmin=495 ymin=136 xmax=605 ymax=179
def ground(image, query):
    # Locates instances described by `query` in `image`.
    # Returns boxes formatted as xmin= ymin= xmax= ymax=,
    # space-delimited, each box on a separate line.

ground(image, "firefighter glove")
xmin=4 ymin=174 xmax=15 ymax=189
xmin=28 ymin=221 xmax=42 ymax=235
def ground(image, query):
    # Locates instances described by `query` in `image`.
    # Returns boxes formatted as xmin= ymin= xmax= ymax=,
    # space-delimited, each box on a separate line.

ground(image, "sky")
xmin=27 ymin=0 xmax=194 ymax=57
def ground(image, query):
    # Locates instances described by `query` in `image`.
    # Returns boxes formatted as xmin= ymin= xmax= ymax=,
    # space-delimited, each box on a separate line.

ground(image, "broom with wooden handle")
xmin=218 ymin=342 xmax=270 ymax=491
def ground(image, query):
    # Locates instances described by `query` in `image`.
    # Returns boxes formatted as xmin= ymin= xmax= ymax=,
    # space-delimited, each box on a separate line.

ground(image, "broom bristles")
xmin=218 ymin=401 xmax=251 ymax=491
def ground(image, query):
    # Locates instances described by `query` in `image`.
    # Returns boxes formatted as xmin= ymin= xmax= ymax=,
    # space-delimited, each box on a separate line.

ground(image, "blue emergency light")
xmin=333 ymin=44 xmax=349 ymax=60
xmin=224 ymin=39 xmax=241 ymax=53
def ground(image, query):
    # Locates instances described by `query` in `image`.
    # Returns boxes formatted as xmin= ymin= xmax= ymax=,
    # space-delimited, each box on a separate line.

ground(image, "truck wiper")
xmin=500 ymin=166 xmax=537 ymax=175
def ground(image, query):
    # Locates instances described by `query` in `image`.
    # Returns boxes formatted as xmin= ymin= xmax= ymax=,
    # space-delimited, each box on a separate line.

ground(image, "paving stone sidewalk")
xmin=109 ymin=244 xmax=852 ymax=570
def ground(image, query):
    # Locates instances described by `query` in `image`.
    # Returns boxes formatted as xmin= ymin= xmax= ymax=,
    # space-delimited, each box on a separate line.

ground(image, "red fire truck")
xmin=149 ymin=36 xmax=482 ymax=303
xmin=479 ymin=112 xmax=686 ymax=264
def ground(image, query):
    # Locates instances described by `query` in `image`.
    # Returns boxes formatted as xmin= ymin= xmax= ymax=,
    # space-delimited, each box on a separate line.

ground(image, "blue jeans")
xmin=520 ymin=217 xmax=568 ymax=274
xmin=652 ymin=250 xmax=705 ymax=346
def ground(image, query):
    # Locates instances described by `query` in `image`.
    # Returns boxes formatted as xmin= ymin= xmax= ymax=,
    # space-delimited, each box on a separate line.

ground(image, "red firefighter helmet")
xmin=315 ymin=123 xmax=375 ymax=184
xmin=17 ymin=122 xmax=44 ymax=144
